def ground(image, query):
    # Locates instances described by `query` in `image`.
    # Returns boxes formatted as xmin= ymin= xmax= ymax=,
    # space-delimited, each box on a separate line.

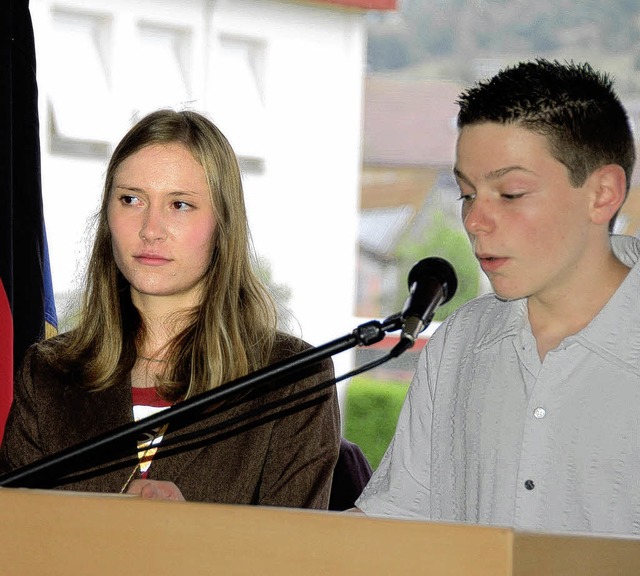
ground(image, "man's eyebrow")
xmin=486 ymin=165 xmax=535 ymax=179
xmin=453 ymin=165 xmax=534 ymax=184
xmin=453 ymin=167 xmax=469 ymax=184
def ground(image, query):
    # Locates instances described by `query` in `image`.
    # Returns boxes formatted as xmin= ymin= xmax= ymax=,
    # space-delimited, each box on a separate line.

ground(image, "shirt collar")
xmin=472 ymin=235 xmax=640 ymax=361
xmin=473 ymin=297 xmax=527 ymax=352
xmin=574 ymin=235 xmax=640 ymax=369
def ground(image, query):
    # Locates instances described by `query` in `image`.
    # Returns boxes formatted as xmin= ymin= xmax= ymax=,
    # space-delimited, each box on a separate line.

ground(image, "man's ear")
xmin=589 ymin=164 xmax=627 ymax=226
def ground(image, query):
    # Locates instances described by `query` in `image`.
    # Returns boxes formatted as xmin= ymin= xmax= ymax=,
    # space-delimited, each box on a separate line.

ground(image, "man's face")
xmin=454 ymin=122 xmax=596 ymax=305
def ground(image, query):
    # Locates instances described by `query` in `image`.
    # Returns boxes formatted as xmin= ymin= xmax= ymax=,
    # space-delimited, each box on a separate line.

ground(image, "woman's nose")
xmin=139 ymin=207 xmax=167 ymax=241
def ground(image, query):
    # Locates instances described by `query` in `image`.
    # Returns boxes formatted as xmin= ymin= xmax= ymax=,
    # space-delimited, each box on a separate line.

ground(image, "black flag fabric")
xmin=0 ymin=0 xmax=57 ymax=441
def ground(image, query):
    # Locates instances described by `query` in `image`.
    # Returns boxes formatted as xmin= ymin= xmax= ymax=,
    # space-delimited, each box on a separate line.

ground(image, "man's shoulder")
xmin=430 ymin=293 xmax=521 ymax=351
xmin=443 ymin=292 xmax=508 ymax=328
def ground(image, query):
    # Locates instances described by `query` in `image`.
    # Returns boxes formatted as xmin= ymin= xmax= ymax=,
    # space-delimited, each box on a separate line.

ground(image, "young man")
xmin=355 ymin=59 xmax=640 ymax=535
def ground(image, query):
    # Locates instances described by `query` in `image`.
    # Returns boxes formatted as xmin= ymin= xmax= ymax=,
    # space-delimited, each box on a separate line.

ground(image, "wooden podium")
xmin=1 ymin=488 xmax=639 ymax=575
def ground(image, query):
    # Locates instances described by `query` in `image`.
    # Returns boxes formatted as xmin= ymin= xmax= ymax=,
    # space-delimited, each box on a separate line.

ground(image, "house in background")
xmin=29 ymin=0 xmax=396 ymax=377
xmin=357 ymin=75 xmax=463 ymax=319
xmin=357 ymin=76 xmax=640 ymax=321
xmin=615 ymin=99 xmax=640 ymax=235
xmin=354 ymin=75 xmax=463 ymax=380
xmin=356 ymin=75 xmax=640 ymax=382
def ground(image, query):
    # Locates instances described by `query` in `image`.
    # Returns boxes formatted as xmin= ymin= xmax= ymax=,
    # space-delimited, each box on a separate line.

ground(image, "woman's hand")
xmin=126 ymin=479 xmax=186 ymax=501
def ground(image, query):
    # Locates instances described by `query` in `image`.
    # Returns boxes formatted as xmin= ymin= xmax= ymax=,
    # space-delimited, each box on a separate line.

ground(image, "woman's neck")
xmin=131 ymin=358 xmax=167 ymax=388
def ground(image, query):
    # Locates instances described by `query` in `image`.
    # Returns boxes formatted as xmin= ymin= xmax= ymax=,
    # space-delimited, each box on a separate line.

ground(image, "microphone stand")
xmin=0 ymin=315 xmax=406 ymax=489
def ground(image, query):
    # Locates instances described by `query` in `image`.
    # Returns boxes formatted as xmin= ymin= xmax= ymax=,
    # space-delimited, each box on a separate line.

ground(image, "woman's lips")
xmin=135 ymin=254 xmax=170 ymax=266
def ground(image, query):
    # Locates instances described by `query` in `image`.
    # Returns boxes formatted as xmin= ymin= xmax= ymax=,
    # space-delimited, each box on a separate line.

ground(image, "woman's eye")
xmin=121 ymin=195 xmax=140 ymax=205
xmin=173 ymin=201 xmax=192 ymax=211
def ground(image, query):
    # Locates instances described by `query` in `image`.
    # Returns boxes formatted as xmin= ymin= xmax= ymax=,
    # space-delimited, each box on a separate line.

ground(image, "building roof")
xmin=363 ymin=76 xmax=463 ymax=166
xmin=359 ymin=205 xmax=414 ymax=256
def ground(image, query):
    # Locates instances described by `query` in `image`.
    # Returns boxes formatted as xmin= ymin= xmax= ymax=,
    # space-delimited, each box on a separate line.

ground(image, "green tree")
xmin=395 ymin=211 xmax=480 ymax=321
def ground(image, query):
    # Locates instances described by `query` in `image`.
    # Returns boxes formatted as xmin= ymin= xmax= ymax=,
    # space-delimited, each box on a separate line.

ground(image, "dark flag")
xmin=0 ymin=0 xmax=58 ymax=442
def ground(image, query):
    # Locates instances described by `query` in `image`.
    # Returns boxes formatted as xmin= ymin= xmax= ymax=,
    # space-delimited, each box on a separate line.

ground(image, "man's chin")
xmin=492 ymin=286 xmax=527 ymax=302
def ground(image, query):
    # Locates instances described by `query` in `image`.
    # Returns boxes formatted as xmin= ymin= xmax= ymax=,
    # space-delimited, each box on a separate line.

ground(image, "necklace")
xmin=137 ymin=356 xmax=168 ymax=363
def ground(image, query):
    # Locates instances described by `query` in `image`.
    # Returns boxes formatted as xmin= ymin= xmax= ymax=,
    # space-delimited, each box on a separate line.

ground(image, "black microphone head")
xmin=407 ymin=257 xmax=458 ymax=304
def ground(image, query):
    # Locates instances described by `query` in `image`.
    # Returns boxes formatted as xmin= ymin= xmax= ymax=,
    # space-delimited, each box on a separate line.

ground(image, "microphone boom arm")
xmin=0 ymin=316 xmax=403 ymax=489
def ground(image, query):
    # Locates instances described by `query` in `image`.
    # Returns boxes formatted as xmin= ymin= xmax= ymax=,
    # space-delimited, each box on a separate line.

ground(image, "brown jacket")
xmin=0 ymin=333 xmax=340 ymax=508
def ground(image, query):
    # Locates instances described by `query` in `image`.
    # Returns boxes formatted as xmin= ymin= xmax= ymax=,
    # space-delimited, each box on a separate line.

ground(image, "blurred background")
xmin=30 ymin=0 xmax=640 ymax=470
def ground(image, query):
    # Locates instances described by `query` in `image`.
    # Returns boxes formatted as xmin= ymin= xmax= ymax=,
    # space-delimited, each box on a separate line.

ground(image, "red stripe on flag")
xmin=0 ymin=280 xmax=13 ymax=442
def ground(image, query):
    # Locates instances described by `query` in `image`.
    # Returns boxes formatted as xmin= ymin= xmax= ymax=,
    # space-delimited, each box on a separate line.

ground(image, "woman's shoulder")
xmin=23 ymin=331 xmax=68 ymax=360
xmin=269 ymin=331 xmax=334 ymax=376
xmin=20 ymin=331 xmax=77 ymax=378
xmin=270 ymin=331 xmax=313 ymax=362
xmin=266 ymin=331 xmax=336 ymax=401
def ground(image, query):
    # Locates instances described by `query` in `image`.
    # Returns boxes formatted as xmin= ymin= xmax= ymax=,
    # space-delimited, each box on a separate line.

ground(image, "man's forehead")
xmin=454 ymin=123 xmax=555 ymax=176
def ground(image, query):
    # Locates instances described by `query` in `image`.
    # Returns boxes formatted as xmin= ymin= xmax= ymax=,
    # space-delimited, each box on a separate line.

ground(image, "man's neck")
xmin=528 ymin=254 xmax=630 ymax=360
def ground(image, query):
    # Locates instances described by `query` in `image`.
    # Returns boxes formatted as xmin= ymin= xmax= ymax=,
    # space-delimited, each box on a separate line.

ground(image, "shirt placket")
xmin=512 ymin=343 xmax=573 ymax=529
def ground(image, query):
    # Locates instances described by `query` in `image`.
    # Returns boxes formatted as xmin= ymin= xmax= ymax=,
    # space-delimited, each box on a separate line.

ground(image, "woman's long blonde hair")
xmin=45 ymin=109 xmax=278 ymax=400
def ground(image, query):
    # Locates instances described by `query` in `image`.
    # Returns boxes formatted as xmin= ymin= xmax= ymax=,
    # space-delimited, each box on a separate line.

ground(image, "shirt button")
xmin=533 ymin=407 xmax=546 ymax=419
xmin=524 ymin=479 xmax=535 ymax=490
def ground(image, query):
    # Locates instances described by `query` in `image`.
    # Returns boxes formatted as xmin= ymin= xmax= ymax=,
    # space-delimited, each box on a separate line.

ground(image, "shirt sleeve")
xmin=355 ymin=339 xmax=437 ymax=519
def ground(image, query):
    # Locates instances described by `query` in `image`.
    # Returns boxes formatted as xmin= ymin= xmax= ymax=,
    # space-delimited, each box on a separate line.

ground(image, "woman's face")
xmin=107 ymin=142 xmax=217 ymax=311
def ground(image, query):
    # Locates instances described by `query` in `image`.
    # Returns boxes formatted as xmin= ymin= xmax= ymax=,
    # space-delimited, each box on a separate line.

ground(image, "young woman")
xmin=0 ymin=110 xmax=340 ymax=507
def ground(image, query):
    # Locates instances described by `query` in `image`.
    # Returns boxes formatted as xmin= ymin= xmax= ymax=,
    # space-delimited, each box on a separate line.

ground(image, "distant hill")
xmin=367 ymin=0 xmax=640 ymax=94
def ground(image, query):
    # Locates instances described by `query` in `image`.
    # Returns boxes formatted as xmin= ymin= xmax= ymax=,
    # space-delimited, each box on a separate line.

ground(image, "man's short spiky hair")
xmin=457 ymin=59 xmax=636 ymax=193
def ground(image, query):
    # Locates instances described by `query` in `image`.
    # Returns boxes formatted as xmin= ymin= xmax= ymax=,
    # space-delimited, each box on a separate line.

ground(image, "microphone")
xmin=398 ymin=257 xmax=457 ymax=347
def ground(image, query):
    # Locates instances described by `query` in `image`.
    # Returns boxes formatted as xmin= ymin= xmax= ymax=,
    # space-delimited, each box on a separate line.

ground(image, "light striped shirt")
xmin=357 ymin=235 xmax=640 ymax=536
